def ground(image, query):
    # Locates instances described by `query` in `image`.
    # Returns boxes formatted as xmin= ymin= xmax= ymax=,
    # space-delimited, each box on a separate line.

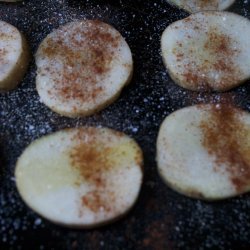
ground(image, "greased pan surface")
xmin=0 ymin=0 xmax=250 ymax=249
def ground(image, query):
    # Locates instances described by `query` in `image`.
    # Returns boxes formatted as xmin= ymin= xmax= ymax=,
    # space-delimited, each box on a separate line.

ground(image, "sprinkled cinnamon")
xmin=81 ymin=190 xmax=114 ymax=213
xmin=69 ymin=141 xmax=114 ymax=213
xmin=200 ymin=105 xmax=250 ymax=191
xmin=40 ymin=20 xmax=121 ymax=102
xmin=0 ymin=48 xmax=7 ymax=65
xmin=68 ymin=128 xmax=142 ymax=214
xmin=70 ymin=143 xmax=113 ymax=184
xmin=196 ymin=0 xmax=219 ymax=9
xmin=173 ymin=19 xmax=241 ymax=90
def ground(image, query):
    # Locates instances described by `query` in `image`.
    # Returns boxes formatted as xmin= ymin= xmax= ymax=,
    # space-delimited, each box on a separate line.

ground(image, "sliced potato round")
xmin=0 ymin=21 xmax=29 ymax=91
xmin=161 ymin=11 xmax=250 ymax=91
xmin=15 ymin=127 xmax=143 ymax=228
xmin=157 ymin=104 xmax=250 ymax=200
xmin=168 ymin=0 xmax=235 ymax=13
xmin=36 ymin=20 xmax=133 ymax=117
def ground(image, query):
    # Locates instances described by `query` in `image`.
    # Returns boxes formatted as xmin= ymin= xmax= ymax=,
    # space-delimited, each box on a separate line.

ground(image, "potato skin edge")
xmin=0 ymin=32 xmax=30 ymax=91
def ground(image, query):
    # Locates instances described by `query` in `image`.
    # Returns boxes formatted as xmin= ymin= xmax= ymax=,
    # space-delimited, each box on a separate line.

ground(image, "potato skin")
xmin=0 ymin=33 xmax=30 ymax=91
xmin=168 ymin=0 xmax=235 ymax=13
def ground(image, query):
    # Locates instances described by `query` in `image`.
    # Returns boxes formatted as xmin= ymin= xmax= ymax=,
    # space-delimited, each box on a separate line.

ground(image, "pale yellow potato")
xmin=157 ymin=104 xmax=250 ymax=200
xmin=161 ymin=11 xmax=250 ymax=91
xmin=36 ymin=20 xmax=133 ymax=117
xmin=0 ymin=21 xmax=30 ymax=91
xmin=15 ymin=127 xmax=143 ymax=228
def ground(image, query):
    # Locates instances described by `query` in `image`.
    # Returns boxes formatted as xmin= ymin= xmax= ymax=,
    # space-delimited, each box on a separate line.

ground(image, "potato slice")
xmin=157 ymin=104 xmax=250 ymax=200
xmin=0 ymin=21 xmax=29 ymax=91
xmin=168 ymin=0 xmax=235 ymax=13
xmin=15 ymin=127 xmax=143 ymax=228
xmin=36 ymin=20 xmax=133 ymax=117
xmin=161 ymin=11 xmax=250 ymax=91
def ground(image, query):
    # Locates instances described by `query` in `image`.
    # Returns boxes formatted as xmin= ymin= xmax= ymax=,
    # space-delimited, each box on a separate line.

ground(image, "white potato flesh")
xmin=157 ymin=104 xmax=250 ymax=200
xmin=36 ymin=20 xmax=133 ymax=117
xmin=161 ymin=11 xmax=250 ymax=91
xmin=0 ymin=21 xmax=29 ymax=91
xmin=169 ymin=0 xmax=235 ymax=13
xmin=15 ymin=127 xmax=143 ymax=228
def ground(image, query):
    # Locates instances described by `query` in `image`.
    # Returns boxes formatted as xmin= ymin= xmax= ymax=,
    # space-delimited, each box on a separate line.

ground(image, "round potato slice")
xmin=157 ymin=104 xmax=250 ymax=200
xmin=168 ymin=0 xmax=235 ymax=13
xmin=15 ymin=127 xmax=143 ymax=228
xmin=161 ymin=11 xmax=250 ymax=91
xmin=0 ymin=21 xmax=29 ymax=91
xmin=36 ymin=20 xmax=133 ymax=117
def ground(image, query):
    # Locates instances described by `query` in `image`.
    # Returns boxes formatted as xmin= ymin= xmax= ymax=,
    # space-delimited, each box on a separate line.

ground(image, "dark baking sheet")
xmin=0 ymin=0 xmax=250 ymax=249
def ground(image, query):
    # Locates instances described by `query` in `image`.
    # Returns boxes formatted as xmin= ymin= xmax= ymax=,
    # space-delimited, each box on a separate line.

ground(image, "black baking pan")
xmin=0 ymin=0 xmax=250 ymax=249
